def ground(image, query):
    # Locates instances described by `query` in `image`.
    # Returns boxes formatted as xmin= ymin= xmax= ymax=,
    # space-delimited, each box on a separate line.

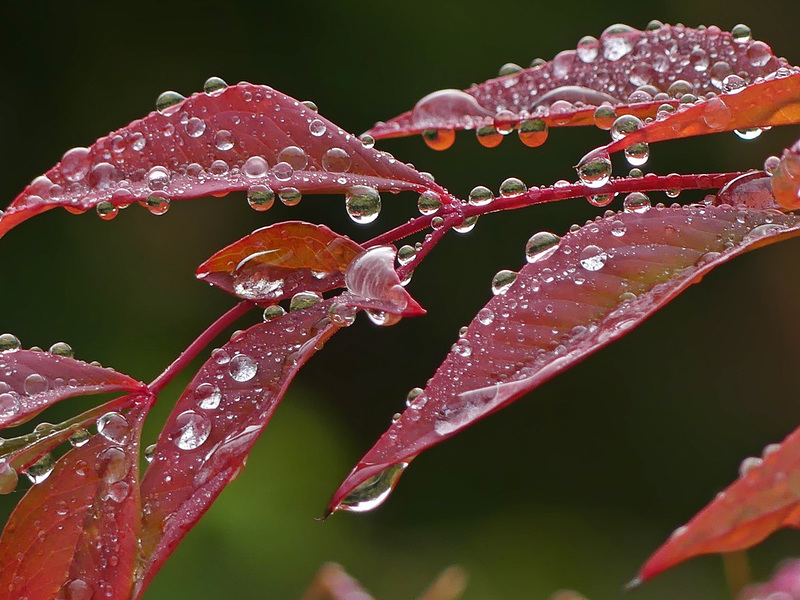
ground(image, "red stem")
xmin=148 ymin=300 xmax=253 ymax=396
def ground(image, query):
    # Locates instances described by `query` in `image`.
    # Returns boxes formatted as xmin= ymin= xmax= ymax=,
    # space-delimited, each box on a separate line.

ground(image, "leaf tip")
xmin=623 ymin=576 xmax=643 ymax=591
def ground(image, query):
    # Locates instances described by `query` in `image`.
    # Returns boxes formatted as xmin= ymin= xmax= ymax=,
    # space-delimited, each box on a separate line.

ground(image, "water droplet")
xmin=243 ymin=156 xmax=269 ymax=178
xmin=525 ymin=231 xmax=560 ymax=263
xmin=309 ymin=119 xmax=327 ymax=137
xmin=623 ymin=192 xmax=651 ymax=213
xmin=0 ymin=460 xmax=18 ymax=494
xmin=397 ymin=245 xmax=416 ymax=266
xmin=601 ymin=23 xmax=636 ymax=61
xmin=0 ymin=333 xmax=21 ymax=352
xmin=49 ymin=341 xmax=74 ymax=358
xmin=337 ymin=462 xmax=408 ymax=513
xmin=61 ymin=147 xmax=91 ymax=182
xmin=422 ymin=129 xmax=456 ymax=151
xmin=624 ymin=142 xmax=650 ymax=167
xmin=722 ymin=74 xmax=747 ymax=94
xmin=739 ymin=456 xmax=762 ymax=477
xmin=417 ymin=190 xmax=441 ymax=215
xmin=195 ymin=383 xmax=222 ymax=410
xmin=229 ymin=354 xmax=258 ymax=382
xmin=277 ymin=145 xmax=308 ymax=170
xmin=493 ymin=110 xmax=516 ymax=135
xmin=155 ymin=91 xmax=185 ymax=115
xmin=278 ymin=187 xmax=302 ymax=206
xmin=498 ymin=63 xmax=522 ymax=77
xmin=667 ymin=80 xmax=693 ymax=99
xmin=144 ymin=195 xmax=170 ymax=215
xmin=579 ymin=245 xmax=608 ymax=271
xmin=25 ymin=453 xmax=55 ymax=484
xmin=468 ymin=185 xmax=494 ymax=206
xmin=23 ymin=373 xmax=48 ymax=396
xmin=453 ymin=215 xmax=478 ymax=234
xmin=186 ymin=117 xmax=206 ymax=138
xmin=730 ymin=23 xmax=752 ymax=43
xmin=611 ymin=220 xmax=627 ymax=237
xmin=406 ymin=387 xmax=426 ymax=408
xmin=477 ymin=308 xmax=495 ymax=325
xmin=302 ymin=100 xmax=318 ymax=112
xmin=0 ymin=392 xmax=19 ymax=419
xmin=290 ymin=291 xmax=322 ymax=311
xmin=491 ymin=270 xmax=517 ymax=295
xmin=610 ymin=114 xmax=642 ymax=141
xmin=172 ymin=410 xmax=211 ymax=450
xmin=203 ymin=76 xmax=228 ymax=95
xmin=322 ymin=148 xmax=351 ymax=173
xmin=576 ymin=35 xmax=599 ymax=62
xmin=214 ymin=130 xmax=235 ymax=151
xmin=329 ymin=303 xmax=358 ymax=327
xmin=69 ymin=428 xmax=91 ymax=447
xmin=144 ymin=443 xmax=157 ymax=462
xmin=366 ymin=309 xmax=402 ymax=327
xmin=746 ymin=41 xmax=771 ymax=68
xmin=262 ymin=305 xmax=286 ymax=321
xmin=587 ymin=193 xmax=614 ymax=207
xmin=345 ymin=186 xmax=381 ymax=224
xmin=577 ymin=153 xmax=612 ymax=188
xmin=499 ymin=177 xmax=527 ymax=197
xmin=247 ymin=184 xmax=275 ymax=211
xmin=97 ymin=412 xmax=130 ymax=444
xmin=518 ymin=119 xmax=548 ymax=147
xmin=63 ymin=579 xmax=93 ymax=600
xmin=734 ymin=127 xmax=762 ymax=140
xmin=96 ymin=201 xmax=119 ymax=220
xmin=593 ymin=106 xmax=617 ymax=130
xmin=476 ymin=125 xmax=502 ymax=148
xmin=702 ymin=97 xmax=731 ymax=129
xmin=97 ymin=446 xmax=129 ymax=483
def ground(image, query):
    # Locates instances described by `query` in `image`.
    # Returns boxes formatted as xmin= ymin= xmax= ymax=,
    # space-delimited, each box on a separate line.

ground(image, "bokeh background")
xmin=2 ymin=1 xmax=800 ymax=599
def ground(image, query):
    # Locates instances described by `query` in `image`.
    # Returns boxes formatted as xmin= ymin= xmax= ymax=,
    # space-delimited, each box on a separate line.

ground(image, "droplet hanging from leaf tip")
xmin=336 ymin=462 xmax=408 ymax=513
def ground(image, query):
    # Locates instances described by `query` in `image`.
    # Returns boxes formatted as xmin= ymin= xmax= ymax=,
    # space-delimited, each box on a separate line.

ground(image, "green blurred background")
xmin=1 ymin=1 xmax=800 ymax=598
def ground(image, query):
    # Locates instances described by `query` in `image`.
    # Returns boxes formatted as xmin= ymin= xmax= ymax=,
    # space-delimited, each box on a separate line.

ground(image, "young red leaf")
xmin=196 ymin=220 xmax=364 ymax=302
xmin=368 ymin=24 xmax=788 ymax=146
xmin=0 ymin=403 xmax=146 ymax=600
xmin=772 ymin=138 xmax=800 ymax=209
xmin=328 ymin=176 xmax=800 ymax=514
xmin=133 ymin=300 xmax=342 ymax=599
xmin=0 ymin=82 xmax=452 ymax=238
xmin=0 ymin=348 xmax=145 ymax=430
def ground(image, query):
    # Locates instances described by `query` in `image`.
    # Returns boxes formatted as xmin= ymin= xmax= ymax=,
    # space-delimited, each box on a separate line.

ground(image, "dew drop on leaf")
xmin=322 ymin=148 xmax=352 ymax=173
xmin=144 ymin=194 xmax=170 ymax=215
xmin=247 ymin=184 xmax=275 ymax=212
xmin=195 ymin=382 xmax=222 ymax=410
xmin=0 ymin=392 xmax=20 ymax=418
xmin=278 ymin=187 xmax=302 ymax=206
xmin=277 ymin=145 xmax=308 ymax=170
xmin=624 ymin=142 xmax=650 ymax=167
xmin=25 ymin=452 xmax=55 ymax=484
xmin=69 ymin=428 xmax=91 ymax=447
xmin=309 ymin=119 xmax=327 ymax=137
xmin=623 ymin=191 xmax=651 ymax=213
xmin=97 ymin=412 xmax=130 ymax=444
xmin=722 ymin=74 xmax=747 ymax=95
xmin=731 ymin=23 xmax=752 ymax=43
xmin=397 ymin=245 xmax=416 ymax=266
xmin=525 ymin=232 xmax=561 ymax=263
xmin=228 ymin=354 xmax=258 ymax=382
xmin=0 ymin=460 xmax=18 ymax=494
xmin=329 ymin=303 xmax=358 ymax=327
xmin=214 ymin=130 xmax=235 ymax=151
xmin=243 ymin=156 xmax=269 ymax=179
xmin=171 ymin=410 xmax=212 ymax=451
xmin=62 ymin=578 xmax=93 ymax=600
xmin=155 ymin=91 xmax=185 ymax=115
xmin=337 ymin=462 xmax=408 ymax=513
xmin=96 ymin=201 xmax=119 ymax=220
xmin=739 ymin=456 xmax=763 ymax=477
xmin=734 ymin=127 xmax=763 ymax=140
xmin=203 ymin=76 xmax=228 ymax=95
xmin=476 ymin=125 xmax=502 ymax=148
xmin=593 ymin=105 xmax=617 ymax=130
xmin=518 ymin=118 xmax=548 ymax=147
xmin=345 ymin=185 xmax=381 ymax=224
xmin=290 ymin=291 xmax=322 ymax=312
xmin=144 ymin=443 xmax=156 ymax=463
xmin=262 ymin=305 xmax=286 ymax=321
xmin=491 ymin=270 xmax=517 ymax=295
xmin=23 ymin=373 xmax=48 ymax=395
xmin=579 ymin=245 xmax=608 ymax=271
xmin=610 ymin=114 xmax=642 ymax=141
xmin=97 ymin=446 xmax=129 ymax=484
xmin=49 ymin=341 xmax=74 ymax=358
xmin=422 ymin=129 xmax=456 ymax=151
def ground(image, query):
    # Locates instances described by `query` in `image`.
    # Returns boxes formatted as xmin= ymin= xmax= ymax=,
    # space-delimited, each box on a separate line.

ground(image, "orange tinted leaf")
xmin=196 ymin=221 xmax=363 ymax=302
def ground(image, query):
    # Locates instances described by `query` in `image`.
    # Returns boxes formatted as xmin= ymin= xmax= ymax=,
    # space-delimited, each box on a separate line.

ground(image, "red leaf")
xmin=328 ymin=175 xmax=800 ymax=514
xmin=133 ymin=300 xmax=342 ymax=598
xmin=772 ymin=138 xmax=800 ymax=209
xmin=0 ymin=83 xmax=451 ymax=238
xmin=196 ymin=220 xmax=364 ymax=302
xmin=0 ymin=403 xmax=146 ymax=600
xmin=367 ymin=24 xmax=789 ymax=146
xmin=0 ymin=348 xmax=145 ymax=430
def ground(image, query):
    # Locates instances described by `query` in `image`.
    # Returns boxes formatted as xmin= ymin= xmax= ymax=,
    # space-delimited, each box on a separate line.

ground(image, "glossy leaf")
xmin=197 ymin=220 xmax=364 ymax=302
xmin=772 ymin=137 xmax=800 ymax=208
xmin=329 ymin=177 xmax=800 ymax=513
xmin=0 ymin=348 xmax=145 ymax=430
xmin=133 ymin=300 xmax=342 ymax=598
xmin=368 ymin=24 xmax=788 ymax=144
xmin=0 ymin=403 xmax=146 ymax=600
xmin=0 ymin=83 xmax=451 ymax=238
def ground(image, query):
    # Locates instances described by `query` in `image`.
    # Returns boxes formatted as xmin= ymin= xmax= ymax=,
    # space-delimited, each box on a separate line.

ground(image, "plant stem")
xmin=723 ymin=550 xmax=752 ymax=598
xmin=147 ymin=300 xmax=253 ymax=396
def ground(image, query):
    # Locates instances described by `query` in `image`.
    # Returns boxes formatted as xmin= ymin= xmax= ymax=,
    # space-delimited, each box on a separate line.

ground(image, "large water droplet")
xmin=97 ymin=412 xmax=130 ymax=444
xmin=0 ymin=460 xmax=18 ymax=495
xmin=49 ymin=341 xmax=74 ymax=358
xmin=23 ymin=373 xmax=48 ymax=396
xmin=422 ymin=129 xmax=456 ymax=151
xmin=144 ymin=195 xmax=170 ymax=215
xmin=290 ymin=291 xmax=322 ymax=311
xmin=25 ymin=453 xmax=55 ymax=484
xmin=491 ymin=270 xmax=517 ymax=295
xmin=172 ymin=410 xmax=211 ymax=450
xmin=97 ymin=446 xmax=129 ymax=483
xmin=610 ymin=115 xmax=642 ymax=141
xmin=279 ymin=187 xmax=302 ymax=206
xmin=417 ymin=190 xmax=441 ymax=215
xmin=499 ymin=177 xmax=527 ymax=197
xmin=577 ymin=153 xmax=612 ymax=188
xmin=247 ymin=184 xmax=275 ymax=211
xmin=229 ymin=354 xmax=258 ymax=382
xmin=476 ymin=125 xmax=502 ymax=148
xmin=731 ymin=23 xmax=752 ymax=43
xmin=702 ymin=97 xmax=732 ymax=129
xmin=337 ymin=462 xmax=408 ymax=513
xmin=579 ymin=245 xmax=608 ymax=271
xmin=518 ymin=119 xmax=548 ymax=147
xmin=61 ymin=147 xmax=91 ymax=182
xmin=215 ymin=130 xmax=235 ymax=151
xmin=96 ymin=201 xmax=119 ymax=220
xmin=624 ymin=142 xmax=650 ymax=167
xmin=263 ymin=305 xmax=286 ymax=321
xmin=601 ymin=23 xmax=636 ymax=61
xmin=468 ymin=185 xmax=494 ymax=206
xmin=0 ymin=333 xmax=21 ymax=352
xmin=453 ymin=215 xmax=478 ymax=234
xmin=576 ymin=35 xmax=599 ymax=62
xmin=243 ymin=156 xmax=269 ymax=178
xmin=278 ymin=145 xmax=308 ymax=170
xmin=155 ymin=91 xmax=185 ymax=115
xmin=0 ymin=392 xmax=19 ymax=419
xmin=195 ymin=383 xmax=222 ymax=410
xmin=309 ymin=119 xmax=327 ymax=137
xmin=69 ymin=428 xmax=91 ymax=447
xmin=593 ymin=106 xmax=617 ymax=130
xmin=322 ymin=148 xmax=351 ymax=173
xmin=623 ymin=192 xmax=651 ymax=213
xmin=345 ymin=186 xmax=381 ymax=224
xmin=525 ymin=231 xmax=560 ymax=263
xmin=329 ymin=303 xmax=358 ymax=327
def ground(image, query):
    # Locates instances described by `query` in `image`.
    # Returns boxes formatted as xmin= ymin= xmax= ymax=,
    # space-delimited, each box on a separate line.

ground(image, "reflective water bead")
xmin=493 ymin=110 xmax=516 ymax=135
xmin=229 ymin=354 xmax=258 ymax=382
xmin=646 ymin=19 xmax=664 ymax=30
xmin=710 ymin=61 xmax=733 ymax=88
xmin=247 ymin=184 xmax=275 ymax=211
xmin=667 ymin=80 xmax=693 ymax=98
xmin=628 ymin=168 xmax=643 ymax=178
xmin=491 ymin=270 xmax=517 ymax=295
xmin=453 ymin=215 xmax=478 ymax=234
xmin=0 ymin=333 xmax=21 ymax=352
xmin=623 ymin=191 xmax=651 ymax=213
xmin=309 ymin=119 xmax=327 ymax=136
xmin=203 ymin=76 xmax=228 ymax=95
xmin=517 ymin=119 xmax=548 ymax=147
xmin=477 ymin=308 xmax=495 ymax=325
xmin=601 ymin=23 xmax=636 ymax=61
xmin=498 ymin=62 xmax=522 ymax=77
xmin=579 ymin=245 xmax=608 ymax=271
xmin=155 ymin=91 xmax=185 ymax=115
xmin=624 ymin=142 xmax=650 ymax=167
xmin=301 ymin=100 xmax=319 ymax=112
xmin=144 ymin=443 xmax=157 ymax=463
xmin=417 ymin=190 xmax=441 ymax=215
xmin=215 ymin=130 xmax=235 ymax=151
xmin=610 ymin=114 xmax=642 ymax=141
xmin=345 ymin=185 xmax=381 ymax=224
xmin=145 ymin=195 xmax=170 ymax=215
xmin=272 ymin=161 xmax=294 ymax=181
xmin=243 ymin=156 xmax=269 ymax=178
xmin=185 ymin=117 xmax=206 ymax=138
xmin=588 ymin=193 xmax=614 ymax=207
xmin=61 ymin=147 xmax=91 ymax=182
xmin=0 ymin=460 xmax=18 ymax=494
xmin=96 ymin=201 xmax=119 ymax=220
xmin=529 ymin=57 xmax=546 ymax=68
xmin=322 ymin=148 xmax=351 ymax=173
xmin=329 ymin=303 xmax=358 ymax=327
xmin=397 ymin=245 xmax=416 ymax=266
xmin=734 ymin=127 xmax=762 ymax=140
xmin=195 ymin=383 xmax=222 ymax=410
xmin=172 ymin=410 xmax=212 ymax=450
xmin=63 ymin=579 xmax=93 ymax=600
xmin=422 ymin=129 xmax=456 ymax=151
xmin=746 ymin=41 xmax=772 ymax=68
xmin=277 ymin=145 xmax=308 ymax=170
xmin=731 ymin=23 xmax=752 ymax=43
xmin=0 ymin=392 xmax=19 ymax=418
xmin=576 ymin=153 xmax=612 ymax=188
xmin=611 ymin=220 xmax=627 ymax=237
xmin=593 ymin=105 xmax=617 ymax=130
xmin=25 ymin=453 xmax=55 ymax=484
xmin=576 ymin=35 xmax=599 ymax=63
xmin=499 ymin=177 xmax=527 ymax=197
xmin=279 ymin=187 xmax=302 ymax=206
xmin=468 ymin=185 xmax=494 ymax=206
xmin=764 ymin=155 xmax=780 ymax=175
xmin=262 ymin=305 xmax=286 ymax=320
xmin=702 ymin=96 xmax=732 ymax=129
xmin=23 ymin=373 xmax=48 ymax=395
xmin=525 ymin=231 xmax=560 ymax=263
xmin=49 ymin=341 xmax=74 ymax=358
xmin=68 ymin=428 xmax=91 ymax=447
xmin=722 ymin=74 xmax=747 ymax=94
xmin=359 ymin=134 xmax=375 ymax=149
xmin=97 ymin=412 xmax=130 ymax=444
xmin=739 ymin=456 xmax=762 ymax=477
xmin=366 ymin=309 xmax=402 ymax=327
xmin=430 ymin=216 xmax=445 ymax=230
xmin=290 ymin=291 xmax=322 ymax=311
xmin=476 ymin=125 xmax=502 ymax=148
xmin=406 ymin=387 xmax=425 ymax=408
